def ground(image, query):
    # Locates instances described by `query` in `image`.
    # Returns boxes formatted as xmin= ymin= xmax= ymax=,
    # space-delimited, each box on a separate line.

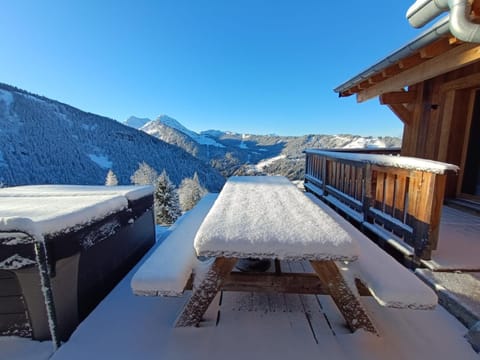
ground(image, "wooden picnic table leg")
xmin=310 ymin=260 xmax=377 ymax=334
xmin=176 ymin=257 xmax=238 ymax=327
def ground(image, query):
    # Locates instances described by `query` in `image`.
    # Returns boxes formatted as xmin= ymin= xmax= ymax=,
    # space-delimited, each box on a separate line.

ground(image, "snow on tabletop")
xmin=305 ymin=149 xmax=459 ymax=174
xmin=131 ymin=193 xmax=218 ymax=296
xmin=0 ymin=195 xmax=127 ymax=236
xmin=306 ymin=193 xmax=438 ymax=310
xmin=0 ymin=184 xmax=153 ymax=201
xmin=194 ymin=176 xmax=359 ymax=261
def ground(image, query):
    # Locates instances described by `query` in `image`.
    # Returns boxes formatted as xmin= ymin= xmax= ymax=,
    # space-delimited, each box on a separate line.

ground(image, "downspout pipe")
xmin=407 ymin=0 xmax=449 ymax=28
xmin=407 ymin=0 xmax=480 ymax=43
xmin=450 ymin=0 xmax=480 ymax=42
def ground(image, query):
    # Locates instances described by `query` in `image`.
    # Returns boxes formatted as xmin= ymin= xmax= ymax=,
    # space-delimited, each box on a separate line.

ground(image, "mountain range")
xmin=125 ymin=115 xmax=401 ymax=179
xmin=0 ymin=83 xmax=225 ymax=191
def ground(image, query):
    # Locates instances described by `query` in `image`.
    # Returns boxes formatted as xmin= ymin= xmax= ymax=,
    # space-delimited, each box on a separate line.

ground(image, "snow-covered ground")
xmin=48 ymin=247 xmax=477 ymax=360
xmin=340 ymin=136 xmax=386 ymax=149
xmin=0 ymin=89 xmax=14 ymax=109
xmin=1 ymin=185 xmax=479 ymax=360
xmin=87 ymin=154 xmax=112 ymax=169
xmin=424 ymin=206 xmax=480 ymax=270
xmin=253 ymin=154 xmax=286 ymax=171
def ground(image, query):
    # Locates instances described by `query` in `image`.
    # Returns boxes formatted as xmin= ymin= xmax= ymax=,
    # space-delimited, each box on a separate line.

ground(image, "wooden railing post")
xmin=363 ymin=164 xmax=373 ymax=223
xmin=322 ymin=156 xmax=327 ymax=195
xmin=408 ymin=172 xmax=447 ymax=260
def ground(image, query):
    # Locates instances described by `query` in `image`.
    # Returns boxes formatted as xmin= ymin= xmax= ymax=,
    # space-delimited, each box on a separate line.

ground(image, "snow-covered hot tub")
xmin=0 ymin=185 xmax=155 ymax=343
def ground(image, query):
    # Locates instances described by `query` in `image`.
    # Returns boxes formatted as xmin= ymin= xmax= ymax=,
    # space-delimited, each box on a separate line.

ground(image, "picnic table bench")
xmin=131 ymin=193 xmax=218 ymax=296
xmin=131 ymin=176 xmax=438 ymax=334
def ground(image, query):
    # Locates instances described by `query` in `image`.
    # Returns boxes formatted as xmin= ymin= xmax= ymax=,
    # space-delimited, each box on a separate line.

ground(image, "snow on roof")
xmin=0 ymin=185 xmax=153 ymax=201
xmin=194 ymin=176 xmax=359 ymax=261
xmin=305 ymin=149 xmax=459 ymax=174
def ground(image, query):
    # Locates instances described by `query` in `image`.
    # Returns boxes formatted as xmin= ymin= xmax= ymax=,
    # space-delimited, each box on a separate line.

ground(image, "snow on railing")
xmin=304 ymin=149 xmax=459 ymax=260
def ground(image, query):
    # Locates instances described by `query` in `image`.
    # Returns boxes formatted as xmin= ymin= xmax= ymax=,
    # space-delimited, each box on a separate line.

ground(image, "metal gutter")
xmin=334 ymin=15 xmax=450 ymax=95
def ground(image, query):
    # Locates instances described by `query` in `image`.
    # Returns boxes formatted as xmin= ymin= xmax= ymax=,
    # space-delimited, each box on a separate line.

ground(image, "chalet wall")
xmin=400 ymin=61 xmax=480 ymax=197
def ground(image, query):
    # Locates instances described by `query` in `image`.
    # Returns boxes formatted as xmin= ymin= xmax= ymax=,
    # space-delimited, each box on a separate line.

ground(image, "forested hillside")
xmin=0 ymin=83 xmax=225 ymax=191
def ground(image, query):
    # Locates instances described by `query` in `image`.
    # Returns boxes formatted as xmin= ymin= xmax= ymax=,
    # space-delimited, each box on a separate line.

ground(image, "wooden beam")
xmin=473 ymin=0 xmax=480 ymax=16
xmin=387 ymin=104 xmax=412 ymax=125
xmin=439 ymin=71 xmax=480 ymax=92
xmin=398 ymin=53 xmax=424 ymax=70
xmin=358 ymin=80 xmax=371 ymax=90
xmin=340 ymin=90 xmax=354 ymax=97
xmin=221 ymin=272 xmax=328 ymax=294
xmin=382 ymin=64 xmax=401 ymax=78
xmin=380 ymin=91 xmax=417 ymax=105
xmin=448 ymin=36 xmax=461 ymax=45
xmin=357 ymin=43 xmax=480 ymax=102
xmin=176 ymin=257 xmax=237 ymax=327
xmin=420 ymin=38 xmax=456 ymax=59
xmin=369 ymin=73 xmax=386 ymax=84
xmin=310 ymin=260 xmax=377 ymax=334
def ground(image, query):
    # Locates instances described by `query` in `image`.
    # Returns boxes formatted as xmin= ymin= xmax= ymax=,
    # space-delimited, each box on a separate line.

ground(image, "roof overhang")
xmin=335 ymin=1 xmax=480 ymax=103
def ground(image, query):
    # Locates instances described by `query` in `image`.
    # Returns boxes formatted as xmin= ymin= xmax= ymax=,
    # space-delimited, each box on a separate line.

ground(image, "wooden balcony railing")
xmin=304 ymin=149 xmax=459 ymax=261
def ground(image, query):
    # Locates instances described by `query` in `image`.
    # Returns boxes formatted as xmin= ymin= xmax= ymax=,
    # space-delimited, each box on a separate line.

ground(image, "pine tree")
xmin=130 ymin=161 xmax=158 ymax=185
xmin=105 ymin=169 xmax=118 ymax=186
xmin=178 ymin=172 xmax=208 ymax=212
xmin=154 ymin=170 xmax=182 ymax=225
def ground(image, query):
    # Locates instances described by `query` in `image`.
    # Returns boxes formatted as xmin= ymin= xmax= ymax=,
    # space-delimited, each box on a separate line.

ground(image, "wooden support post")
xmin=408 ymin=172 xmax=447 ymax=260
xmin=274 ymin=258 xmax=281 ymax=275
xmin=176 ymin=257 xmax=237 ymax=327
xmin=310 ymin=260 xmax=377 ymax=334
xmin=363 ymin=164 xmax=374 ymax=223
xmin=322 ymin=157 xmax=328 ymax=197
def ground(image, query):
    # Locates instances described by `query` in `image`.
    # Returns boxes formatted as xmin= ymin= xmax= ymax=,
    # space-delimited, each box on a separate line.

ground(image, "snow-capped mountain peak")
xmin=153 ymin=115 xmax=199 ymax=140
xmin=124 ymin=116 xmax=151 ymax=129
xmin=139 ymin=115 xmax=225 ymax=148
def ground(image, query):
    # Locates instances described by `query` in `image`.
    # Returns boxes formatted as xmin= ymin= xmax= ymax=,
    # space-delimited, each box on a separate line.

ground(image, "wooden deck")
xmin=44 ymin=245 xmax=477 ymax=360
xmin=423 ymin=205 xmax=480 ymax=271
xmin=415 ymin=206 xmax=480 ymax=332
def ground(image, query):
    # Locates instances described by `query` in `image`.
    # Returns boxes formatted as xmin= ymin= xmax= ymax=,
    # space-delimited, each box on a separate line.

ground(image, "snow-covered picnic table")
xmin=176 ymin=176 xmax=376 ymax=331
xmin=132 ymin=175 xmax=437 ymax=333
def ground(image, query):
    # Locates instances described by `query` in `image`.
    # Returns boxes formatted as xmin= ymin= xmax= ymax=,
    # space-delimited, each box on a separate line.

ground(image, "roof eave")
xmin=334 ymin=15 xmax=451 ymax=96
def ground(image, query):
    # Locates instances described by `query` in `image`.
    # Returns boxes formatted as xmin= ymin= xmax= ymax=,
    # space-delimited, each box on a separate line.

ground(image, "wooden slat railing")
xmin=304 ymin=149 xmax=459 ymax=260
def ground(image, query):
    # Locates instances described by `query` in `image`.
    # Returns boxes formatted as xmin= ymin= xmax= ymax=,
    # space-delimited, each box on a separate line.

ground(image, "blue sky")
xmin=0 ymin=1 xmax=420 ymax=137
